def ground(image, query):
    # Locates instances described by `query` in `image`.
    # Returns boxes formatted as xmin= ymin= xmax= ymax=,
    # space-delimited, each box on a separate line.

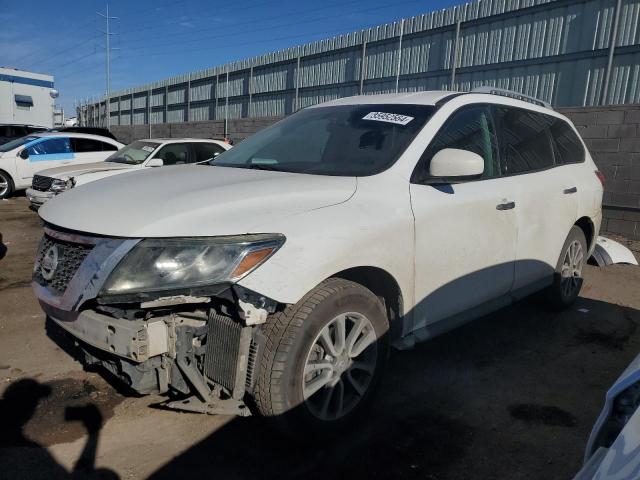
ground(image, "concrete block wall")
xmin=110 ymin=117 xmax=281 ymax=145
xmin=559 ymin=105 xmax=640 ymax=240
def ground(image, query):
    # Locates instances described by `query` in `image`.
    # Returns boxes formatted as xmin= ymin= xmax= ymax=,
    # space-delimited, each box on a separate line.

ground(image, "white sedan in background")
xmin=26 ymin=138 xmax=231 ymax=208
xmin=0 ymin=132 xmax=124 ymax=200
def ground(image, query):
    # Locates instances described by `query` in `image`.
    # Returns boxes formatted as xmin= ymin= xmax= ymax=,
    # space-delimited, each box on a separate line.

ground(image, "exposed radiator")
xmin=203 ymin=312 xmax=252 ymax=399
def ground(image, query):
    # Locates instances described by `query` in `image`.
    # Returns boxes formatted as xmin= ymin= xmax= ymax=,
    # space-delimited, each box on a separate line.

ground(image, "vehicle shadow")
xmin=0 ymin=232 xmax=7 ymax=260
xmin=148 ymin=291 xmax=640 ymax=480
xmin=0 ymin=378 xmax=120 ymax=480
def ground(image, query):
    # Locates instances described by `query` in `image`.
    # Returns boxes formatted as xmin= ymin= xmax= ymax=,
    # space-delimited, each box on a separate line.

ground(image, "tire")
xmin=253 ymin=278 xmax=389 ymax=436
xmin=544 ymin=226 xmax=588 ymax=309
xmin=0 ymin=171 xmax=13 ymax=200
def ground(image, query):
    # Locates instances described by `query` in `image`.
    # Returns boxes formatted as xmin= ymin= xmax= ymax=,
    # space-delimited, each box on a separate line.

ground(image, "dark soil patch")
xmin=0 ymin=375 xmax=124 ymax=447
xmin=509 ymin=404 xmax=576 ymax=427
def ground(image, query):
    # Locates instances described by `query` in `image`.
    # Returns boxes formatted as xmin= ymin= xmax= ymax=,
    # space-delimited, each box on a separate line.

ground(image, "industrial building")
xmin=79 ymin=0 xmax=640 ymax=128
xmin=0 ymin=67 xmax=57 ymax=127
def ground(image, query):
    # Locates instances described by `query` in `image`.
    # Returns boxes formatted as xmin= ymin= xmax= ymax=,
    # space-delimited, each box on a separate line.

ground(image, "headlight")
xmin=50 ymin=178 xmax=75 ymax=193
xmin=101 ymin=234 xmax=285 ymax=295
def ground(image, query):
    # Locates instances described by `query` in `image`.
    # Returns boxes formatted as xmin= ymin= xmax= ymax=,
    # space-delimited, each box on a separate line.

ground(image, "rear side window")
xmin=101 ymin=142 xmax=118 ymax=151
xmin=493 ymin=107 xmax=555 ymax=175
xmin=71 ymin=138 xmax=104 ymax=153
xmin=194 ymin=143 xmax=225 ymax=162
xmin=413 ymin=105 xmax=499 ymax=182
xmin=549 ymin=119 xmax=585 ymax=164
xmin=26 ymin=138 xmax=72 ymax=156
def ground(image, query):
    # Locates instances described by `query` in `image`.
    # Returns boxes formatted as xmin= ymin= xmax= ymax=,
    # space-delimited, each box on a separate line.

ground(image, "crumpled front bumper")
xmin=48 ymin=309 xmax=170 ymax=363
xmin=26 ymin=188 xmax=55 ymax=208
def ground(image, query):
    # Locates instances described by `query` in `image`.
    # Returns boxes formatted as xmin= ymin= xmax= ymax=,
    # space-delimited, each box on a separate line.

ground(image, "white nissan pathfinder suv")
xmin=33 ymin=89 xmax=603 ymax=434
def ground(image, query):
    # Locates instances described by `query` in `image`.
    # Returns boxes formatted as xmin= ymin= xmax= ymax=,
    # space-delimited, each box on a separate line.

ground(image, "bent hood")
xmin=36 ymin=161 xmax=135 ymax=179
xmin=39 ymin=165 xmax=357 ymax=237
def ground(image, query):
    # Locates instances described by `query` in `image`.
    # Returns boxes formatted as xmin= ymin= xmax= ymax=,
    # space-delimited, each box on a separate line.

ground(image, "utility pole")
xmin=97 ymin=4 xmax=118 ymax=128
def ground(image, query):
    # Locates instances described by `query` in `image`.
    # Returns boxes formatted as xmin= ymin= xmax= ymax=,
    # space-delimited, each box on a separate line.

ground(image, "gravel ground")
xmin=1 ymin=195 xmax=640 ymax=480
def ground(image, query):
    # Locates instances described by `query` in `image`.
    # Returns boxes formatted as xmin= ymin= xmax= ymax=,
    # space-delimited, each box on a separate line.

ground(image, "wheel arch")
xmin=574 ymin=216 xmax=595 ymax=251
xmin=331 ymin=266 xmax=404 ymax=338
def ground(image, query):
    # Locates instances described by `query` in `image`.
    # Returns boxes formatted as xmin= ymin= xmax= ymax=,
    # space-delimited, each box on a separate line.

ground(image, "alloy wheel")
xmin=302 ymin=312 xmax=377 ymax=421
xmin=561 ymin=239 xmax=584 ymax=298
xmin=0 ymin=174 xmax=8 ymax=198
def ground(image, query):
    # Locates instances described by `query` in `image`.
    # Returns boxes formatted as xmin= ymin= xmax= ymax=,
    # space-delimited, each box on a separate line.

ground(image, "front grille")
xmin=34 ymin=235 xmax=93 ymax=293
xmin=203 ymin=312 xmax=252 ymax=398
xmin=32 ymin=175 xmax=54 ymax=191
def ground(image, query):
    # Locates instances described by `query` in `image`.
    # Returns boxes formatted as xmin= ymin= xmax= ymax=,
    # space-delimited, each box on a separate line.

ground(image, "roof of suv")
xmin=315 ymin=90 xmax=558 ymax=116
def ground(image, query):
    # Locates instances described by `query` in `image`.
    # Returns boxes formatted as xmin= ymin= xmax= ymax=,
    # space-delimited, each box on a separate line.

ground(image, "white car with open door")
xmin=33 ymin=89 xmax=603 ymax=436
xmin=25 ymin=138 xmax=230 ymax=208
xmin=0 ymin=132 xmax=123 ymax=200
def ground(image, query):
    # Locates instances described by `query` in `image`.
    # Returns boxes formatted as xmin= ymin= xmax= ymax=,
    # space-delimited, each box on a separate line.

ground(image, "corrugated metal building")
xmin=80 ymin=0 xmax=640 ymax=127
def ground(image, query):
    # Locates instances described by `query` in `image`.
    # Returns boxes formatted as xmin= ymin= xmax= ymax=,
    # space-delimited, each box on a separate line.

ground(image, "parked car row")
xmin=29 ymin=89 xmax=604 ymax=440
xmin=26 ymin=138 xmax=230 ymax=207
xmin=0 ymin=127 xmax=231 ymax=204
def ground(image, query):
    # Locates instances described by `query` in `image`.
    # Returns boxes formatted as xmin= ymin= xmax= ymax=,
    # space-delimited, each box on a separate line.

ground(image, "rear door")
xmin=410 ymin=104 xmax=518 ymax=331
xmin=71 ymin=137 xmax=118 ymax=164
xmin=192 ymin=142 xmax=226 ymax=163
xmin=492 ymin=106 xmax=578 ymax=291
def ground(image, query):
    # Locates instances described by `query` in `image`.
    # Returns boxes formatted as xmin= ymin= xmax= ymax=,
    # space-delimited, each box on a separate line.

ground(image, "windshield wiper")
xmin=246 ymin=163 xmax=281 ymax=171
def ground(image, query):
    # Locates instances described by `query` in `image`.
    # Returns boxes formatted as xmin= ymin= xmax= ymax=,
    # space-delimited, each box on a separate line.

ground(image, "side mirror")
xmin=146 ymin=158 xmax=164 ymax=167
xmin=429 ymin=148 xmax=484 ymax=179
xmin=19 ymin=149 xmax=29 ymax=160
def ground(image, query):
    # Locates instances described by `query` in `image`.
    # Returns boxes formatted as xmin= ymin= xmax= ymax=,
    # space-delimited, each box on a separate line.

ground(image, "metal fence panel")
xmin=84 ymin=0 xmax=640 ymax=125
xmin=189 ymin=103 xmax=212 ymax=121
xmin=132 ymin=111 xmax=146 ymax=125
xmin=190 ymin=80 xmax=215 ymax=101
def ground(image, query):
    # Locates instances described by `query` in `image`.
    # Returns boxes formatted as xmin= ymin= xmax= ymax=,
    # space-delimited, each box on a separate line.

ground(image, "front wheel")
xmin=253 ymin=278 xmax=389 ymax=436
xmin=0 ymin=171 xmax=13 ymax=200
xmin=544 ymin=226 xmax=587 ymax=309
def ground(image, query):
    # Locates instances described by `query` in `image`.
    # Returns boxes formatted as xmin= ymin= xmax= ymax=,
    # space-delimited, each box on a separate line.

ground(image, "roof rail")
xmin=470 ymin=86 xmax=552 ymax=109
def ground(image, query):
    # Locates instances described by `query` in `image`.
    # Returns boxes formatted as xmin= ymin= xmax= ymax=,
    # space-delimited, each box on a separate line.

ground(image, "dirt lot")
xmin=1 ymin=195 xmax=640 ymax=480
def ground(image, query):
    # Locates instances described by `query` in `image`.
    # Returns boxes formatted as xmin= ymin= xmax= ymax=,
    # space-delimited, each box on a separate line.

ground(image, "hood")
xmin=36 ymin=161 xmax=135 ymax=179
xmin=39 ymin=165 xmax=357 ymax=237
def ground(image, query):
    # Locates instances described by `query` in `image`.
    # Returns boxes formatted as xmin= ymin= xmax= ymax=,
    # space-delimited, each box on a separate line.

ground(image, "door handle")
xmin=563 ymin=187 xmax=577 ymax=194
xmin=496 ymin=201 xmax=516 ymax=211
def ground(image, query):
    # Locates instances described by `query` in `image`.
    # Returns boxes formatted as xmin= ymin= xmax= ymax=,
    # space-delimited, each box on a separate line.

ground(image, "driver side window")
xmin=413 ymin=105 xmax=499 ymax=183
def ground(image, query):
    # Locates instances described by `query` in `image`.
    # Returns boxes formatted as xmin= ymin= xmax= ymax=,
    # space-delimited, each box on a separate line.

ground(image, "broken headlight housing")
xmin=50 ymin=177 xmax=75 ymax=193
xmin=101 ymin=234 xmax=285 ymax=295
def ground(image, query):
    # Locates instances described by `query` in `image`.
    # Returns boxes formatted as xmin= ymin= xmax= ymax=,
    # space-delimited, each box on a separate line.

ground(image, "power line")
xmin=121 ymin=0 xmax=421 ymax=54
xmin=122 ymin=0 xmax=370 ymax=45
xmin=118 ymin=0 xmax=277 ymax=36
xmin=22 ymin=34 xmax=100 ymax=70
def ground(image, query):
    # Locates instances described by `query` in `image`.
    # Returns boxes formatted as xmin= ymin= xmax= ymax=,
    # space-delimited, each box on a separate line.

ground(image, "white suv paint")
xmin=25 ymin=138 xmax=231 ymax=207
xmin=33 ymin=90 xmax=603 ymax=434
xmin=0 ymin=132 xmax=124 ymax=199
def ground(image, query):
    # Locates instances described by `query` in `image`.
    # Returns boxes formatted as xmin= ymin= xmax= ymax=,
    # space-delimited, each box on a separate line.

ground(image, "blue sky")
xmin=0 ymin=0 xmax=459 ymax=116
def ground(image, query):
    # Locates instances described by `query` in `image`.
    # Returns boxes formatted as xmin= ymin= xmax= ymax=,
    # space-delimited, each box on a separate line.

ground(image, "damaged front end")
xmin=33 ymin=226 xmax=283 ymax=415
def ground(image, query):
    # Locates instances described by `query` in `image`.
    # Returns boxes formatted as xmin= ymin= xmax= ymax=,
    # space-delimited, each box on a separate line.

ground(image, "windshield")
xmin=211 ymin=104 xmax=436 ymax=176
xmin=0 ymin=135 xmax=39 ymax=152
xmin=106 ymin=141 xmax=160 ymax=165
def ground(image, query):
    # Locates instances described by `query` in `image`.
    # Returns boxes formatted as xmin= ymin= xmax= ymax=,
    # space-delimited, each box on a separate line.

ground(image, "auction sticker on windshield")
xmin=362 ymin=112 xmax=414 ymax=125
xmin=142 ymin=146 xmax=155 ymax=153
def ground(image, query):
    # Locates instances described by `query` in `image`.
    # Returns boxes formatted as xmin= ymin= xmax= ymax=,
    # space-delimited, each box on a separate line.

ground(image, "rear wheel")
xmin=0 ymin=171 xmax=13 ymax=199
xmin=253 ymin=278 xmax=389 ymax=436
xmin=545 ymin=226 xmax=587 ymax=309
